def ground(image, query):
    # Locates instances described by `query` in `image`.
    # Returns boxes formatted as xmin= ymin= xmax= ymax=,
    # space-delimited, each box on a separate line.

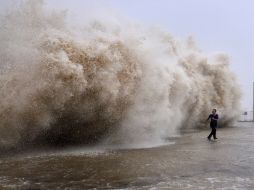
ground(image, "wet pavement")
xmin=0 ymin=122 xmax=254 ymax=189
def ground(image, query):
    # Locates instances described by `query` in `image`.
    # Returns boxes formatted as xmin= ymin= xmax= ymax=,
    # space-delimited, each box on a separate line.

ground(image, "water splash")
xmin=0 ymin=0 xmax=241 ymax=149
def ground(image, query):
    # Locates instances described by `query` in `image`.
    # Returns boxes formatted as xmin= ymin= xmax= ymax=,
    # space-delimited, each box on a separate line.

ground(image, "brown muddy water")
xmin=0 ymin=122 xmax=254 ymax=190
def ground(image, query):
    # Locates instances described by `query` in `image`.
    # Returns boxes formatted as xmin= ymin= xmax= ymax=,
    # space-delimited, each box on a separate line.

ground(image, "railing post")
xmin=253 ymin=82 xmax=254 ymax=121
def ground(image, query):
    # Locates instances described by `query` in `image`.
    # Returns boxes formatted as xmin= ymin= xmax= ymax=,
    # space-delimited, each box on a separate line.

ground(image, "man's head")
xmin=212 ymin=109 xmax=217 ymax=114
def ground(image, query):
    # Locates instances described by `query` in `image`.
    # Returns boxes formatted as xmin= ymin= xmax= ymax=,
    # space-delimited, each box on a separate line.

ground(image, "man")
xmin=207 ymin=109 xmax=219 ymax=140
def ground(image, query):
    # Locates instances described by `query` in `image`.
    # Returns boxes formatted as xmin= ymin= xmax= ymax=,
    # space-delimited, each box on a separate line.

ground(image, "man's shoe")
xmin=214 ymin=138 xmax=218 ymax=139
xmin=207 ymin=137 xmax=211 ymax=140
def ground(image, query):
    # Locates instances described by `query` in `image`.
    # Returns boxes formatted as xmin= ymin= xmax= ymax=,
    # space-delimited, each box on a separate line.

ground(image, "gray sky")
xmin=1 ymin=0 xmax=253 ymax=110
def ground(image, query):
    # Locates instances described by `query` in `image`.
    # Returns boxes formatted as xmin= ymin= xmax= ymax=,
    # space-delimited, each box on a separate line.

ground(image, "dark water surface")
xmin=0 ymin=122 xmax=254 ymax=189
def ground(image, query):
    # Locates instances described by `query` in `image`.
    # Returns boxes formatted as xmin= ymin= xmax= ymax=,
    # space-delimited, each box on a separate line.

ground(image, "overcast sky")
xmin=1 ymin=0 xmax=253 ymax=110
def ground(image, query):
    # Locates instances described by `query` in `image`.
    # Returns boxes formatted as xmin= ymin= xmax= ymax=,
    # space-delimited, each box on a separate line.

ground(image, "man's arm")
xmin=206 ymin=114 xmax=211 ymax=121
xmin=211 ymin=114 xmax=219 ymax=120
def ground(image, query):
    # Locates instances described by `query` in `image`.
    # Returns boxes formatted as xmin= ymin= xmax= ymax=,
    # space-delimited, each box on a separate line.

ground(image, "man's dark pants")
xmin=208 ymin=127 xmax=216 ymax=139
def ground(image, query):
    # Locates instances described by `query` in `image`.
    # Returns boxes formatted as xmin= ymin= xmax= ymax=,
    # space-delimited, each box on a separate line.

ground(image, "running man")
xmin=207 ymin=109 xmax=219 ymax=140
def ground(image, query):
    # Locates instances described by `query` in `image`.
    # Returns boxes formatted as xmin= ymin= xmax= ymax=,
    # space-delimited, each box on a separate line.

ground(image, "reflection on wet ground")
xmin=0 ymin=122 xmax=254 ymax=189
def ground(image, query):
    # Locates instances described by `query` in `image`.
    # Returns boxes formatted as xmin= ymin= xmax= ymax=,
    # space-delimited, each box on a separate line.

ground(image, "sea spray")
xmin=0 ymin=0 xmax=241 ymax=149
